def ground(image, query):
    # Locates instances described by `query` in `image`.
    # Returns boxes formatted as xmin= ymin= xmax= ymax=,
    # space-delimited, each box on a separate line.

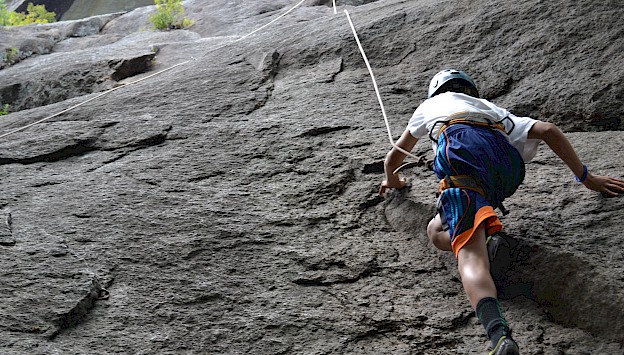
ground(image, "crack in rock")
xmin=0 ymin=211 xmax=14 ymax=246
xmin=47 ymin=275 xmax=104 ymax=340
xmin=109 ymin=54 xmax=156 ymax=82
xmin=298 ymin=125 xmax=351 ymax=138
xmin=0 ymin=138 xmax=97 ymax=166
xmin=0 ymin=119 xmax=171 ymax=168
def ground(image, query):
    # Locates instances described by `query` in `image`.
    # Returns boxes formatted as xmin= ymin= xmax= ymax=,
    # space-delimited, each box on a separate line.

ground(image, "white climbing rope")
xmin=235 ymin=0 xmax=308 ymax=42
xmin=343 ymin=9 xmax=420 ymax=160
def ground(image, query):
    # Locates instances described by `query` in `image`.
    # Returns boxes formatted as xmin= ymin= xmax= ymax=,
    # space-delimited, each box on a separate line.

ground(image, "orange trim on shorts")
xmin=451 ymin=206 xmax=502 ymax=257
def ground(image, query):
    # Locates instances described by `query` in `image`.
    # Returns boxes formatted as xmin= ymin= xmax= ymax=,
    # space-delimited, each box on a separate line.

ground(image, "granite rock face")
xmin=0 ymin=0 xmax=623 ymax=354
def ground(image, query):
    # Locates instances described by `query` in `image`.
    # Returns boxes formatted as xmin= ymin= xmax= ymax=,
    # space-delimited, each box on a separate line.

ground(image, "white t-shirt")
xmin=406 ymin=92 xmax=542 ymax=162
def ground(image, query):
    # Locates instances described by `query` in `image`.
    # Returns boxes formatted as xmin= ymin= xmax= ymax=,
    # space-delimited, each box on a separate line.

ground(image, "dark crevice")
xmin=0 ymin=139 xmax=96 ymax=166
xmin=298 ymin=125 xmax=351 ymax=137
xmin=246 ymin=51 xmax=280 ymax=115
xmin=0 ymin=83 xmax=21 ymax=107
xmin=187 ymin=170 xmax=226 ymax=182
xmin=179 ymin=293 xmax=223 ymax=305
xmin=109 ymin=54 xmax=156 ymax=82
xmin=1 ymin=128 xmax=169 ymax=168
xmin=131 ymin=132 xmax=167 ymax=148
xmin=47 ymin=275 xmax=103 ymax=340
xmin=329 ymin=57 xmax=344 ymax=83
xmin=292 ymin=272 xmax=368 ymax=286
xmin=362 ymin=160 xmax=384 ymax=174
xmin=0 ymin=210 xmax=14 ymax=246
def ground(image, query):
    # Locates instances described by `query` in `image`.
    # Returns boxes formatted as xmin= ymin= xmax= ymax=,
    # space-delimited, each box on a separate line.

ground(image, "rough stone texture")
xmin=0 ymin=0 xmax=623 ymax=354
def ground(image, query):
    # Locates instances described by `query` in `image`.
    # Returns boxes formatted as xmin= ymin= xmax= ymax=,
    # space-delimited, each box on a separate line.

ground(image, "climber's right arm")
xmin=528 ymin=121 xmax=624 ymax=196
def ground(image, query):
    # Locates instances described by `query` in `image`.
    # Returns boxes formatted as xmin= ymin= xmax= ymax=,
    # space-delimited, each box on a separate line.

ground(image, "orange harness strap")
xmin=438 ymin=175 xmax=485 ymax=196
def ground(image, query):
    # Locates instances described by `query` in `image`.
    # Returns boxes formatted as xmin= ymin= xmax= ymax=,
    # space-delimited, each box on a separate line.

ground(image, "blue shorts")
xmin=433 ymin=124 xmax=525 ymax=255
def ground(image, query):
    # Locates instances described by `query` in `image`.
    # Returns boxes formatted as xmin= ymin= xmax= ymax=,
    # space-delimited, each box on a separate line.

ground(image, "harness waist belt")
xmin=428 ymin=113 xmax=513 ymax=142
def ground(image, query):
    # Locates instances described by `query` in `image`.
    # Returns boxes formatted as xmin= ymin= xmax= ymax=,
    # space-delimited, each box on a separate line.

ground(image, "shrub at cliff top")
xmin=149 ymin=0 xmax=194 ymax=30
xmin=0 ymin=1 xmax=56 ymax=26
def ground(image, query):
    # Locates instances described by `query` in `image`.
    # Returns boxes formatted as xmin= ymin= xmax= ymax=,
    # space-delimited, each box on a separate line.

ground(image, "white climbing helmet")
xmin=428 ymin=69 xmax=479 ymax=98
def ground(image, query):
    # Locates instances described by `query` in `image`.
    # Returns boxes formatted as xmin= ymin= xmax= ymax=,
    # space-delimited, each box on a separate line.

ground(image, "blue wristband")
xmin=575 ymin=164 xmax=588 ymax=183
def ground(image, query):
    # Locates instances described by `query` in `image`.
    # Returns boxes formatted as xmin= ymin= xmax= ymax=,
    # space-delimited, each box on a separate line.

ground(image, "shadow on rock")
xmin=492 ymin=234 xmax=624 ymax=344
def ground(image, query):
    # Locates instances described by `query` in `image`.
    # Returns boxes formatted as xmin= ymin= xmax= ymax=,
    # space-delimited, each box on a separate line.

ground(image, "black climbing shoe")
xmin=488 ymin=335 xmax=519 ymax=355
xmin=486 ymin=233 xmax=513 ymax=297
xmin=487 ymin=233 xmax=510 ymax=263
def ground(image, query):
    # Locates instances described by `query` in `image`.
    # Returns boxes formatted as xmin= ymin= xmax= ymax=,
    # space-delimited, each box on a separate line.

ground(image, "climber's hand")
xmin=583 ymin=173 xmax=624 ymax=197
xmin=379 ymin=177 xmax=407 ymax=196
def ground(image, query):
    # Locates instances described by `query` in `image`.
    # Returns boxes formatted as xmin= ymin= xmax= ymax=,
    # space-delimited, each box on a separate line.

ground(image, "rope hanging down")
xmin=343 ymin=10 xmax=420 ymax=162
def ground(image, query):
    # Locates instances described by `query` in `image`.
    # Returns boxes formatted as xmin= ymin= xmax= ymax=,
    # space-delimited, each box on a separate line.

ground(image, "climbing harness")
xmin=428 ymin=113 xmax=515 ymax=142
xmin=432 ymin=175 xmax=487 ymax=232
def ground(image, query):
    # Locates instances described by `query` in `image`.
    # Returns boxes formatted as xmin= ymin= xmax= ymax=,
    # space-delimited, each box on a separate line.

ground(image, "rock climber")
xmin=379 ymin=69 xmax=624 ymax=354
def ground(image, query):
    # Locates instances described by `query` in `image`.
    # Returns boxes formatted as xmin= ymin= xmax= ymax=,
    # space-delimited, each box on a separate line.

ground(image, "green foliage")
xmin=1 ymin=47 xmax=21 ymax=68
xmin=6 ymin=47 xmax=20 ymax=64
xmin=0 ymin=103 xmax=9 ymax=116
xmin=149 ymin=0 xmax=194 ymax=30
xmin=0 ymin=1 xmax=56 ymax=27
xmin=0 ymin=0 xmax=9 ymax=25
